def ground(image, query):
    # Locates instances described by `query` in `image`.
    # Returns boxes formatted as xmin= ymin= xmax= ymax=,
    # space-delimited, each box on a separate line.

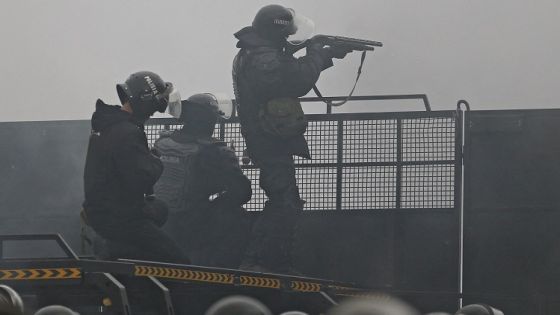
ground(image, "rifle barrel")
xmin=328 ymin=35 xmax=383 ymax=47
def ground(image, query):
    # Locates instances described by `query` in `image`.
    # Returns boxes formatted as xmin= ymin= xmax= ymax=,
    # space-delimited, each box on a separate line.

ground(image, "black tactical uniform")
xmin=154 ymin=93 xmax=252 ymax=267
xmin=83 ymin=72 xmax=188 ymax=264
xmin=233 ymin=6 xmax=343 ymax=272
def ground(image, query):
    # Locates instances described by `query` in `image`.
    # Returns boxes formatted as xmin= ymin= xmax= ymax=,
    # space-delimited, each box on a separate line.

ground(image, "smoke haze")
xmin=1 ymin=0 xmax=559 ymax=121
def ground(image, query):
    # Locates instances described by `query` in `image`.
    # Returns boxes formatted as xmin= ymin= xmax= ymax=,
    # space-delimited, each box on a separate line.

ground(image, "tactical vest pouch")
xmin=258 ymin=97 xmax=308 ymax=138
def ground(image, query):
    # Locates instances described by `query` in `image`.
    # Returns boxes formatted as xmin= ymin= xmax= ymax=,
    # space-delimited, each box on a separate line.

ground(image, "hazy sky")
xmin=1 ymin=0 xmax=559 ymax=121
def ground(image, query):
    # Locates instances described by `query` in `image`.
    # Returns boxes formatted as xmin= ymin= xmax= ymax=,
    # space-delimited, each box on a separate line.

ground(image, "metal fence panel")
xmin=146 ymin=111 xmax=461 ymax=212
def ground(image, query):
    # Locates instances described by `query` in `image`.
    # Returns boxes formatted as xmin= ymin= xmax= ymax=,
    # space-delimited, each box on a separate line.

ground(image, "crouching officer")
xmin=82 ymin=71 xmax=189 ymax=264
xmin=154 ymin=93 xmax=252 ymax=267
xmin=233 ymin=5 xmax=351 ymax=273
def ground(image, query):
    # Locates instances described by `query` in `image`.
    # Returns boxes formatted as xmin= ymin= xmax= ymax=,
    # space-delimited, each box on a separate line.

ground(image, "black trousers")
xmin=164 ymin=206 xmax=251 ymax=268
xmin=92 ymin=216 xmax=189 ymax=264
xmin=243 ymin=148 xmax=304 ymax=272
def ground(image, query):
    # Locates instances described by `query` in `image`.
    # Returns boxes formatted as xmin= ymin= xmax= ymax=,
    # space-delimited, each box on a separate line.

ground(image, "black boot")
xmin=239 ymin=200 xmax=303 ymax=274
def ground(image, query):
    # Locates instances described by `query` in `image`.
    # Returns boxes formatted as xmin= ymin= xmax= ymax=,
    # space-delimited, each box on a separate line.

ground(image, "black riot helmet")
xmin=116 ymin=71 xmax=177 ymax=122
xmin=252 ymin=4 xmax=297 ymax=40
xmin=0 ymin=285 xmax=24 ymax=315
xmin=34 ymin=305 xmax=79 ymax=315
xmin=182 ymin=93 xmax=221 ymax=121
xmin=204 ymin=295 xmax=272 ymax=315
xmin=168 ymin=93 xmax=233 ymax=135
xmin=326 ymin=295 xmax=419 ymax=315
xmin=167 ymin=93 xmax=233 ymax=130
xmin=455 ymin=304 xmax=504 ymax=315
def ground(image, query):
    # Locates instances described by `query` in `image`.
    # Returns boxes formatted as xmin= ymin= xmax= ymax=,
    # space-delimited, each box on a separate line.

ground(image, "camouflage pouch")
xmin=258 ymin=97 xmax=308 ymax=138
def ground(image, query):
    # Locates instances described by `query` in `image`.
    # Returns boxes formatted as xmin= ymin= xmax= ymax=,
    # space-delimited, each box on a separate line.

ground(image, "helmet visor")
xmin=155 ymin=82 xmax=180 ymax=113
xmin=286 ymin=9 xmax=315 ymax=45
xmin=166 ymin=86 xmax=182 ymax=118
xmin=208 ymin=92 xmax=233 ymax=119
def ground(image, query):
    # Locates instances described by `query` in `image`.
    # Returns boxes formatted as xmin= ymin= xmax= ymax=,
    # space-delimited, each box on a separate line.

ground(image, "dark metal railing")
xmin=299 ymin=94 xmax=432 ymax=113
xmin=146 ymin=95 xmax=459 ymax=212
xmin=0 ymin=234 xmax=79 ymax=260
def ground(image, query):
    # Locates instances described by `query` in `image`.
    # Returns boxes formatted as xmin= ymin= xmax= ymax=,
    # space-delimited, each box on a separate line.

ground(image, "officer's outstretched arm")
xmin=217 ymin=173 xmax=252 ymax=207
xmin=199 ymin=145 xmax=252 ymax=207
xmin=251 ymin=48 xmax=332 ymax=99
xmin=281 ymin=46 xmax=335 ymax=96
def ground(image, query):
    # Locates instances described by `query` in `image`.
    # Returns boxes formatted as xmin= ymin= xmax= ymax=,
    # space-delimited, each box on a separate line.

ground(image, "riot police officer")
xmin=82 ymin=71 xmax=189 ymax=264
xmin=232 ymin=5 xmax=351 ymax=273
xmin=154 ymin=93 xmax=252 ymax=267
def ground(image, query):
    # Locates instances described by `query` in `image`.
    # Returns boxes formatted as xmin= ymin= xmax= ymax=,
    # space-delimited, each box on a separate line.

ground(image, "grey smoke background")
xmin=1 ymin=0 xmax=559 ymax=122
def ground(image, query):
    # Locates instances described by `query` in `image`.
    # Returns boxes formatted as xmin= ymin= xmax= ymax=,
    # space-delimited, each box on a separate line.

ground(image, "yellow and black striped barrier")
xmin=0 ymin=259 xmax=369 ymax=296
xmin=240 ymin=275 xmax=281 ymax=289
xmin=135 ymin=265 xmax=234 ymax=285
xmin=133 ymin=263 xmax=341 ymax=293
xmin=291 ymin=280 xmax=322 ymax=292
xmin=0 ymin=268 xmax=81 ymax=281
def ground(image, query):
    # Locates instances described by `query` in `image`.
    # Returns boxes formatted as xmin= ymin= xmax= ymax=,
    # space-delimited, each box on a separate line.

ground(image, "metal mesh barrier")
xmin=341 ymin=166 xmax=397 ymax=210
xmin=401 ymin=164 xmax=456 ymax=208
xmin=401 ymin=116 xmax=458 ymax=209
xmin=402 ymin=117 xmax=456 ymax=162
xmin=146 ymin=110 xmax=461 ymax=211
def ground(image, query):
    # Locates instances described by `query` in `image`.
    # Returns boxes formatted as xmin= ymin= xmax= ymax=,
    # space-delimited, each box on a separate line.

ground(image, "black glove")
xmin=305 ymin=40 xmax=334 ymax=70
xmin=325 ymin=46 xmax=353 ymax=59
xmin=143 ymin=197 xmax=169 ymax=227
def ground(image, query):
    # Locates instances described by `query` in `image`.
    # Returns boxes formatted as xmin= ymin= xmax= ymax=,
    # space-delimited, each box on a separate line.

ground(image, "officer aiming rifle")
xmin=233 ymin=4 xmax=382 ymax=273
